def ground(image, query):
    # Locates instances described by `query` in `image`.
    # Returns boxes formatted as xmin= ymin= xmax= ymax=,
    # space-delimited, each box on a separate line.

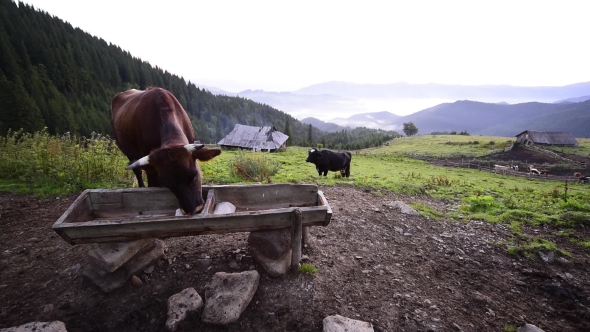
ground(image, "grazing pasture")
xmin=1 ymin=131 xmax=589 ymax=256
xmin=362 ymin=134 xmax=514 ymax=157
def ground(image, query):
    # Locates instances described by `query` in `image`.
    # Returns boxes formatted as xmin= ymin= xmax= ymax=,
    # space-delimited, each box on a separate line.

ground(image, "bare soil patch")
xmin=1 ymin=185 xmax=589 ymax=332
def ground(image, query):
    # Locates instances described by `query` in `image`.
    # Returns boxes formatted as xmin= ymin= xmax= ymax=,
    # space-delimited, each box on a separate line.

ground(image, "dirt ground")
xmin=1 ymin=184 xmax=589 ymax=332
xmin=491 ymin=145 xmax=589 ymax=175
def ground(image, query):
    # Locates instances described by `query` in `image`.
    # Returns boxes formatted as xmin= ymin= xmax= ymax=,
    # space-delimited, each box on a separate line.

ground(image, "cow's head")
xmin=306 ymin=148 xmax=322 ymax=163
xmin=126 ymin=144 xmax=221 ymax=214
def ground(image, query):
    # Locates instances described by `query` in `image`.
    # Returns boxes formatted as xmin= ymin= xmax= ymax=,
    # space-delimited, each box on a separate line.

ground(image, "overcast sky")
xmin=22 ymin=0 xmax=590 ymax=92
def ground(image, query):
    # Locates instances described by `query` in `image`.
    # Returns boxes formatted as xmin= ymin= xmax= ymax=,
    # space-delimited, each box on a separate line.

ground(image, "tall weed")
xmin=0 ymin=128 xmax=132 ymax=192
xmin=229 ymin=150 xmax=281 ymax=183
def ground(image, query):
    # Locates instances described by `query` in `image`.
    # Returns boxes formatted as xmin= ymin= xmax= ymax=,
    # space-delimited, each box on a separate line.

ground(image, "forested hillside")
xmin=0 ymin=0 xmax=314 ymax=144
xmin=403 ymin=100 xmax=590 ymax=137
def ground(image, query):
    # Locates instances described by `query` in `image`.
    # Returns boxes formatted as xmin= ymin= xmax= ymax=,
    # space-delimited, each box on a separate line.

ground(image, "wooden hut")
xmin=515 ymin=130 xmax=579 ymax=147
xmin=217 ymin=124 xmax=289 ymax=152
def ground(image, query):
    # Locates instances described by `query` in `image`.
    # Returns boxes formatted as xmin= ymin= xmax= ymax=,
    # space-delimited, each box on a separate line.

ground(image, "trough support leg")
xmin=291 ymin=208 xmax=302 ymax=273
xmin=302 ymin=226 xmax=310 ymax=247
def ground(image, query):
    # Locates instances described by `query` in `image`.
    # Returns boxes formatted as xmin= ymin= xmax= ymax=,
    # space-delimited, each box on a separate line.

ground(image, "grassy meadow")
xmin=546 ymin=138 xmax=590 ymax=157
xmin=362 ymin=134 xmax=514 ymax=157
xmin=1 ymin=130 xmax=589 ymax=256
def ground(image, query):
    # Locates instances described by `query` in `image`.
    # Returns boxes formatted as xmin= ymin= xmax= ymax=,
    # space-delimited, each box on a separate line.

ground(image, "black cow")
xmin=306 ymin=148 xmax=352 ymax=177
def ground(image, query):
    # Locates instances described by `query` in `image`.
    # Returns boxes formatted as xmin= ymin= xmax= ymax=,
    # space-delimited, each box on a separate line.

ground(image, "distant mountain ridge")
xmin=300 ymin=118 xmax=349 ymax=132
xmin=294 ymin=81 xmax=590 ymax=101
xmin=554 ymin=95 xmax=590 ymax=104
xmin=298 ymin=99 xmax=590 ymax=138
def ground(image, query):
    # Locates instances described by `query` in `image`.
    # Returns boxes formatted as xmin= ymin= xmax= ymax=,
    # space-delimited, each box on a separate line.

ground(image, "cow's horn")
xmin=126 ymin=156 xmax=150 ymax=170
xmin=184 ymin=143 xmax=205 ymax=152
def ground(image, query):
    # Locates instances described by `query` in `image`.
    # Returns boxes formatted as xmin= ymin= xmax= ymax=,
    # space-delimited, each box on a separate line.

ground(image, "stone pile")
xmin=165 ymin=270 xmax=260 ymax=330
xmin=83 ymin=238 xmax=165 ymax=293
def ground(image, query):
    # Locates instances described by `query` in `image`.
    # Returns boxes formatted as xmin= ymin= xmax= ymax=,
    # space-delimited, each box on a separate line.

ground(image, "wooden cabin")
xmin=217 ymin=124 xmax=289 ymax=152
xmin=515 ymin=130 xmax=579 ymax=147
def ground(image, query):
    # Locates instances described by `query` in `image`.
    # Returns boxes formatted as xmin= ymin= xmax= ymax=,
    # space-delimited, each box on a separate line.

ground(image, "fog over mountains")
xmin=196 ymin=81 xmax=590 ymax=137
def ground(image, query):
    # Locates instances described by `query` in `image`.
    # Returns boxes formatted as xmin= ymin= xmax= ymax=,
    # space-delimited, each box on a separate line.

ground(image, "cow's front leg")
xmin=132 ymin=168 xmax=145 ymax=187
xmin=145 ymin=168 xmax=161 ymax=187
xmin=323 ymin=171 xmax=328 ymax=176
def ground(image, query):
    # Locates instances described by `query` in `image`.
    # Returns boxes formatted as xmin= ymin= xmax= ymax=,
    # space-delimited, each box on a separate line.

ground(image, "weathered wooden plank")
xmin=52 ymin=190 xmax=92 ymax=243
xmin=53 ymin=184 xmax=333 ymax=244
xmin=213 ymin=184 xmax=318 ymax=210
xmin=318 ymin=191 xmax=332 ymax=226
xmin=201 ymin=189 xmax=215 ymax=215
xmin=56 ymin=207 xmax=328 ymax=244
xmin=89 ymin=189 xmax=123 ymax=206
xmin=54 ymin=189 xmax=92 ymax=224
xmin=291 ymin=209 xmax=302 ymax=272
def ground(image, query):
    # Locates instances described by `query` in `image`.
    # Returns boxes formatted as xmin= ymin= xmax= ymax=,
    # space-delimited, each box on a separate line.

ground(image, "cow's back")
xmin=110 ymin=88 xmax=195 ymax=161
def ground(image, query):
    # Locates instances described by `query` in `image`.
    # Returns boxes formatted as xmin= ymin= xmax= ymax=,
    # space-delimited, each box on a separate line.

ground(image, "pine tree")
xmin=284 ymin=118 xmax=292 ymax=146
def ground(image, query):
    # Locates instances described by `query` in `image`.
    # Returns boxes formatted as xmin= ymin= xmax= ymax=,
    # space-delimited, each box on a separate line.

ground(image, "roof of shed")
xmin=217 ymin=124 xmax=289 ymax=150
xmin=515 ymin=130 xmax=579 ymax=146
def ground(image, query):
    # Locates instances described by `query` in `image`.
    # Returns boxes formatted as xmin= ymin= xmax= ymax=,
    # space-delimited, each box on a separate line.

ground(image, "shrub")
xmin=229 ymin=150 xmax=281 ymax=183
xmin=0 ymin=128 xmax=132 ymax=192
xmin=464 ymin=195 xmax=499 ymax=212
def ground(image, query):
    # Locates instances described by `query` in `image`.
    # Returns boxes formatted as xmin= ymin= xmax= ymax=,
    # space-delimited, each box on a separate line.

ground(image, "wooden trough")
xmin=52 ymin=184 xmax=332 ymax=271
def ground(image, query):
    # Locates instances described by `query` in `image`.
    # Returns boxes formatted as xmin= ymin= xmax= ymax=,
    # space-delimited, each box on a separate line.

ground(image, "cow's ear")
xmin=193 ymin=147 xmax=222 ymax=161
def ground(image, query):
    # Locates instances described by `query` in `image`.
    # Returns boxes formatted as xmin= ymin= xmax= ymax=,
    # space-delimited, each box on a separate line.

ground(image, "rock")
xmin=87 ymin=238 xmax=157 ymax=273
xmin=394 ymin=226 xmax=404 ymax=234
xmin=166 ymin=288 xmax=204 ymax=331
xmin=322 ymin=315 xmax=374 ymax=332
xmin=131 ymin=275 xmax=143 ymax=287
xmin=538 ymin=251 xmax=555 ymax=263
xmin=0 ymin=321 xmax=67 ymax=332
xmin=144 ymin=265 xmax=155 ymax=274
xmin=515 ymin=280 xmax=527 ymax=286
xmin=213 ymin=202 xmax=237 ymax=214
xmin=196 ymin=258 xmax=212 ymax=268
xmin=228 ymin=261 xmax=240 ymax=270
xmin=250 ymin=247 xmax=291 ymax=277
xmin=83 ymin=239 xmax=165 ymax=293
xmin=517 ymin=323 xmax=545 ymax=332
xmin=388 ymin=201 xmax=419 ymax=215
xmin=201 ymin=270 xmax=260 ymax=325
xmin=248 ymin=229 xmax=291 ymax=260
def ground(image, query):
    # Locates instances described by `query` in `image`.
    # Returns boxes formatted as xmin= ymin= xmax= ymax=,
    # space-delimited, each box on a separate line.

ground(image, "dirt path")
xmin=1 ymin=186 xmax=589 ymax=331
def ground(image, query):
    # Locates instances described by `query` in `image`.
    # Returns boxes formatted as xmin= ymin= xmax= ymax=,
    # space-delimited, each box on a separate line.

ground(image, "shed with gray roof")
xmin=217 ymin=124 xmax=289 ymax=152
xmin=515 ymin=130 xmax=579 ymax=147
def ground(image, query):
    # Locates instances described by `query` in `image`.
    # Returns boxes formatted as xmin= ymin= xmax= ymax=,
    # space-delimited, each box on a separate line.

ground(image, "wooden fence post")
xmin=302 ymin=226 xmax=309 ymax=246
xmin=291 ymin=208 xmax=302 ymax=273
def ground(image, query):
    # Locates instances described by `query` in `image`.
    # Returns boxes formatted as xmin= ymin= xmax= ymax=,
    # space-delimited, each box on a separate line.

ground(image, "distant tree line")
xmin=430 ymin=130 xmax=470 ymax=135
xmin=316 ymin=127 xmax=400 ymax=151
xmin=0 ymin=0 xmax=316 ymax=145
xmin=0 ymin=0 xmax=398 ymax=150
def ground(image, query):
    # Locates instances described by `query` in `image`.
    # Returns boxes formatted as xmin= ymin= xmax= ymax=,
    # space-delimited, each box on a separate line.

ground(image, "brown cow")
xmin=110 ymin=87 xmax=221 ymax=214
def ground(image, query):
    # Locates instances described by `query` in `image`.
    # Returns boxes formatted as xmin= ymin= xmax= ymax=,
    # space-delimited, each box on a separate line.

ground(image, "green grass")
xmin=503 ymin=324 xmax=518 ymax=332
xmin=298 ymin=263 xmax=318 ymax=276
xmin=361 ymin=134 xmax=514 ymax=158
